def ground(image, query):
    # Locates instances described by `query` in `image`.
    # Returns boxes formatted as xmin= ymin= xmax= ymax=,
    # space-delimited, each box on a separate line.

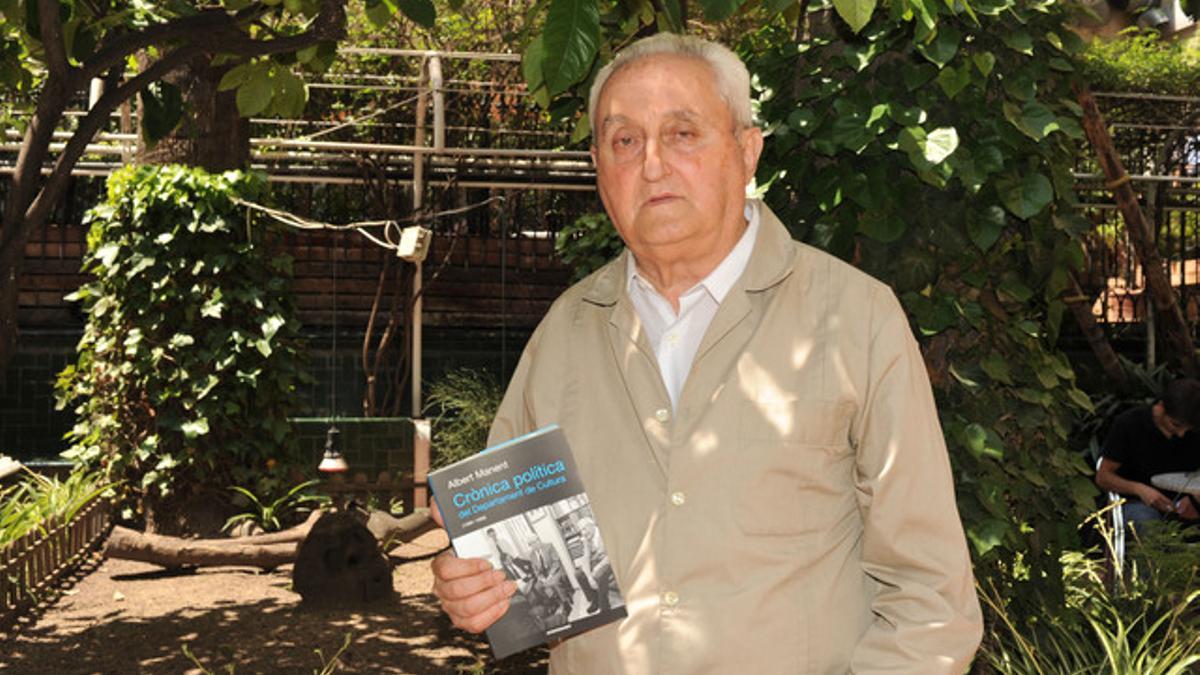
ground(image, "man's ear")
xmin=739 ymin=126 xmax=764 ymax=180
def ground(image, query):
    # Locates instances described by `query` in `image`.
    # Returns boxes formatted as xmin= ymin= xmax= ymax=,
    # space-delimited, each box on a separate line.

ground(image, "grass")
xmin=0 ymin=467 xmax=112 ymax=547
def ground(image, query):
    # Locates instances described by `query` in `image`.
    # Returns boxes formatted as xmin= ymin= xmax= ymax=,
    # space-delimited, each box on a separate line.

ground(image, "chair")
xmin=1096 ymin=456 xmax=1126 ymax=575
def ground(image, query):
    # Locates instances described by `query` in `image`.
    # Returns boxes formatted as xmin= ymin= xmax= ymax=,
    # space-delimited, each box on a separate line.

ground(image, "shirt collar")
xmin=625 ymin=201 xmax=761 ymax=305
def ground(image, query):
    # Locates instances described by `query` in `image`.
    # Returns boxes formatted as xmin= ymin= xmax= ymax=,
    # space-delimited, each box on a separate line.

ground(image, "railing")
xmin=0 ymin=498 xmax=111 ymax=632
xmin=1078 ymin=92 xmax=1200 ymax=331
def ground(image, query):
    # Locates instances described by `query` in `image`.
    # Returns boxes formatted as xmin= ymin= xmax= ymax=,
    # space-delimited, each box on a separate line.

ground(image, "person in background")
xmin=1096 ymin=378 xmax=1200 ymax=529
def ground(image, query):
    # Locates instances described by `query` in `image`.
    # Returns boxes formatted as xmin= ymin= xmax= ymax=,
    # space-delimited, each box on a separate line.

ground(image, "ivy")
xmin=748 ymin=0 xmax=1095 ymax=611
xmin=55 ymin=166 xmax=308 ymax=524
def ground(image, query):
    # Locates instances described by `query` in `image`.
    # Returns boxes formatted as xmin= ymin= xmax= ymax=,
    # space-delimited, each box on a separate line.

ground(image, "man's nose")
xmin=641 ymin=139 xmax=669 ymax=181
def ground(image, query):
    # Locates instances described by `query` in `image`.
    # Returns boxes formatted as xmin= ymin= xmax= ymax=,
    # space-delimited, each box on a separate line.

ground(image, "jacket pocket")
xmin=734 ymin=399 xmax=854 ymax=536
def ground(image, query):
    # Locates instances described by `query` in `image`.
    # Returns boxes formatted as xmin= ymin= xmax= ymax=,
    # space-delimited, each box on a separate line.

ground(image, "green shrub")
xmin=979 ymin=541 xmax=1200 ymax=673
xmin=424 ymin=368 xmax=503 ymax=468
xmin=0 ymin=468 xmax=112 ymax=547
xmin=55 ymin=165 xmax=308 ymax=528
xmin=554 ymin=212 xmax=625 ymax=283
xmin=1078 ymin=29 xmax=1200 ymax=96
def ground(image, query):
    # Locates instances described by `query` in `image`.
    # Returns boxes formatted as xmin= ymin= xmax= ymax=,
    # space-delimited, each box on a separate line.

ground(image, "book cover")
xmin=428 ymin=425 xmax=627 ymax=659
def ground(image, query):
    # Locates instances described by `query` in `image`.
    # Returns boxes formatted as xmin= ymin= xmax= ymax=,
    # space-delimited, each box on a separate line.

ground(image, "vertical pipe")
xmin=412 ymin=57 xmax=427 ymax=419
xmin=430 ymin=55 xmax=445 ymax=151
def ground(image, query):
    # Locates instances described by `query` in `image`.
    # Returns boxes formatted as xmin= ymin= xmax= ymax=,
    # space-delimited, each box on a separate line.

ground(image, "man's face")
xmin=1154 ymin=403 xmax=1192 ymax=439
xmin=591 ymin=54 xmax=763 ymax=265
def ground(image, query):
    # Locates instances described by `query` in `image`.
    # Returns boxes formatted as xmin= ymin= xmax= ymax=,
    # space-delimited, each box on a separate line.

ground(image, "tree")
xmin=0 ymin=0 xmax=436 ymax=370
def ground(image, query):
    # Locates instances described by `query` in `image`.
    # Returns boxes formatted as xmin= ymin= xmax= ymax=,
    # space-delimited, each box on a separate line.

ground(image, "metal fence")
xmin=1077 ymin=92 xmax=1200 ymax=336
xmin=0 ymin=497 xmax=111 ymax=632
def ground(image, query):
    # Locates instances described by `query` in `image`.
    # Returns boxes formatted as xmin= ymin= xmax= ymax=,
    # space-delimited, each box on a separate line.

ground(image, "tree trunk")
xmin=104 ymin=526 xmax=302 ymax=570
xmin=1076 ymin=86 xmax=1198 ymax=377
xmin=135 ymin=54 xmax=250 ymax=170
xmin=104 ymin=509 xmax=433 ymax=571
xmin=1065 ymin=272 xmax=1129 ymax=390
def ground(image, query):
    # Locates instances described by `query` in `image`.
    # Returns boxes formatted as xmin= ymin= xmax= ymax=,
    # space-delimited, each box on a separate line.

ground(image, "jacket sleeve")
xmin=849 ymin=287 xmax=984 ymax=674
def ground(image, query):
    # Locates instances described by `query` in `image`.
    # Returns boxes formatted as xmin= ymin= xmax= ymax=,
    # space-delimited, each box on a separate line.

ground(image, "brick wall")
xmin=0 ymin=333 xmax=79 ymax=462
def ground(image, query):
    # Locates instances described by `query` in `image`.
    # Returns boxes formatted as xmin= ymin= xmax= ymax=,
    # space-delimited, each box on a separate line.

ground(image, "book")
xmin=428 ymin=425 xmax=627 ymax=659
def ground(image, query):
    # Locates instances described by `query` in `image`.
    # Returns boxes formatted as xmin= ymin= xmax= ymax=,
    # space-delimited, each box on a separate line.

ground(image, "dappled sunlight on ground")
xmin=1 ymin=530 xmax=548 ymax=674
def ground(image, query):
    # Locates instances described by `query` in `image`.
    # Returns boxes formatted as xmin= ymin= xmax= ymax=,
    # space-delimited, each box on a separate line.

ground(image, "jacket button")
xmin=670 ymin=491 xmax=686 ymax=506
xmin=654 ymin=408 xmax=670 ymax=423
xmin=662 ymin=591 xmax=679 ymax=607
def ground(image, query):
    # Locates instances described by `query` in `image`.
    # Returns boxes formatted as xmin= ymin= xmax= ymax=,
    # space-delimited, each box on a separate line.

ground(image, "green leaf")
xmin=967 ymin=206 xmax=1006 ymax=252
xmin=922 ymin=127 xmax=959 ymax=163
xmin=522 ymin=35 xmax=546 ymax=91
xmin=1017 ymin=102 xmax=1059 ymax=140
xmin=542 ymin=0 xmax=600 ymax=96
xmin=699 ymin=0 xmax=747 ymax=20
xmin=218 ymin=63 xmax=251 ymax=91
xmin=261 ymin=315 xmax=286 ymax=340
xmin=833 ymin=0 xmax=876 ymax=33
xmin=236 ymin=65 xmax=274 ymax=117
xmin=997 ymin=171 xmax=1052 ymax=219
xmin=936 ymin=65 xmax=971 ymax=99
xmin=917 ymin=26 xmax=961 ymax=68
xmin=365 ymin=0 xmax=394 ymax=27
xmin=857 ymin=210 xmax=906 ymax=243
xmin=980 ymin=352 xmax=1013 ymax=384
xmin=272 ymin=69 xmax=307 ymax=118
xmin=967 ymin=518 xmax=1009 ymax=557
xmin=1002 ymin=29 xmax=1034 ymax=56
xmin=1067 ymin=388 xmax=1094 ymax=413
xmin=398 ymin=0 xmax=436 ymax=27
xmin=181 ymin=418 xmax=210 ymax=439
xmin=972 ymin=51 xmax=995 ymax=77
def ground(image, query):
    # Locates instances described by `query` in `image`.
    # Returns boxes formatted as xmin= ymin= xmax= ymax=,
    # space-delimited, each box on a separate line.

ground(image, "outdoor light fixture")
xmin=397 ymin=226 xmax=432 ymax=263
xmin=318 ymin=425 xmax=349 ymax=473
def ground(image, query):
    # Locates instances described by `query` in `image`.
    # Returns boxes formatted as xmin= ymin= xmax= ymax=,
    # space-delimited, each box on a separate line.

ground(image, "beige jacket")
xmin=488 ymin=203 xmax=983 ymax=674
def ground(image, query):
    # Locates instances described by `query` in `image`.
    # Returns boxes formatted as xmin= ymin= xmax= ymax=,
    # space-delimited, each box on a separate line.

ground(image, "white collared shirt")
xmin=626 ymin=202 xmax=760 ymax=409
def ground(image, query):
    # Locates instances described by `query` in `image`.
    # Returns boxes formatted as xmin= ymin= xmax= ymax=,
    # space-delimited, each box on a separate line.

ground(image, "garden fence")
xmin=0 ymin=497 xmax=110 ymax=632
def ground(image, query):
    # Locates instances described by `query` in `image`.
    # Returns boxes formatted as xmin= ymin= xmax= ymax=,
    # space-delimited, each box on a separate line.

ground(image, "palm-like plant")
xmin=222 ymin=479 xmax=328 ymax=534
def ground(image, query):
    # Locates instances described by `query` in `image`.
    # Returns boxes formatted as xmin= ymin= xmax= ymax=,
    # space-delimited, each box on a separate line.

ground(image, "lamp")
xmin=318 ymin=425 xmax=349 ymax=473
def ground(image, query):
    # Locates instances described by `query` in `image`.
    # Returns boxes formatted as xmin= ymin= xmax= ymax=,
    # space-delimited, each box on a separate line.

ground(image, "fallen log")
xmin=367 ymin=508 xmax=435 ymax=547
xmin=104 ymin=508 xmax=434 ymax=570
xmin=104 ymin=526 xmax=298 ymax=570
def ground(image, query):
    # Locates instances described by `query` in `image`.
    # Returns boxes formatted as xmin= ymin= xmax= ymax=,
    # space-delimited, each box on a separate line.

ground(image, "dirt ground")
xmin=0 ymin=529 xmax=548 ymax=674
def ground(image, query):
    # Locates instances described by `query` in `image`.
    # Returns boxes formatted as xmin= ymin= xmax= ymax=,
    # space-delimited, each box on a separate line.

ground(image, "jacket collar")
xmin=580 ymin=199 xmax=796 ymax=307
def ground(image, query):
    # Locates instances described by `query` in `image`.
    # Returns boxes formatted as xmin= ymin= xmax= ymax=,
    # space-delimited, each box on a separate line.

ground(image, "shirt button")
xmin=665 ymin=332 xmax=680 ymax=346
xmin=670 ymin=491 xmax=686 ymax=506
xmin=655 ymin=408 xmax=670 ymax=423
xmin=662 ymin=591 xmax=679 ymax=608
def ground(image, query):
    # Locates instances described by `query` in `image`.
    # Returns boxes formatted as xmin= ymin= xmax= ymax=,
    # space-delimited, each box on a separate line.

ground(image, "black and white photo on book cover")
xmin=428 ymin=425 xmax=626 ymax=660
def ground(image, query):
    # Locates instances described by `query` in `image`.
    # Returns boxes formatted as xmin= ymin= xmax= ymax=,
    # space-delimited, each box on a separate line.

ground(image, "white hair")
xmin=587 ymin=33 xmax=754 ymax=139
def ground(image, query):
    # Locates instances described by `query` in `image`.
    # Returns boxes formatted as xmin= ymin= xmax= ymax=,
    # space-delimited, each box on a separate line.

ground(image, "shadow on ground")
xmin=1 ymin=536 xmax=547 ymax=675
xmin=4 ymin=592 xmax=547 ymax=674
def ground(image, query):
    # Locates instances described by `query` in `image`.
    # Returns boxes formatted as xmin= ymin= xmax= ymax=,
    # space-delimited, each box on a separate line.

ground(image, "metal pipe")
xmin=430 ymin=55 xmax=445 ymax=151
xmin=340 ymin=47 xmax=521 ymax=62
xmin=412 ymin=59 xmax=427 ymax=419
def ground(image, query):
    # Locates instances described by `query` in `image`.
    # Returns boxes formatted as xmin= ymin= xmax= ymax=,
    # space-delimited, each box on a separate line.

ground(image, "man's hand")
xmin=1175 ymin=495 xmax=1200 ymax=521
xmin=430 ymin=499 xmax=518 ymax=633
xmin=1137 ymin=484 xmax=1174 ymax=513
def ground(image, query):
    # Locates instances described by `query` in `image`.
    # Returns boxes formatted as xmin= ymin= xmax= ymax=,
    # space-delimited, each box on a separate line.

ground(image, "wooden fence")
xmin=0 ymin=498 xmax=111 ymax=632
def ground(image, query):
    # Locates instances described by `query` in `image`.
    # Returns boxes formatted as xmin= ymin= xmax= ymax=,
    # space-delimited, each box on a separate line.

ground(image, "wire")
xmin=231 ymin=195 xmax=505 ymax=254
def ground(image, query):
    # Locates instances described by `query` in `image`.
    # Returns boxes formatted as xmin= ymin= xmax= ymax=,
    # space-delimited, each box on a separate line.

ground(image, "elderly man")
xmin=432 ymin=33 xmax=983 ymax=672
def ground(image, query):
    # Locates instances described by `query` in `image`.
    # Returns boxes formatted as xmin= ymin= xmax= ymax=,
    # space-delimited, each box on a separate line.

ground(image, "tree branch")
xmin=37 ymin=0 xmax=73 ymax=79
xmin=24 ymin=44 xmax=204 ymax=229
